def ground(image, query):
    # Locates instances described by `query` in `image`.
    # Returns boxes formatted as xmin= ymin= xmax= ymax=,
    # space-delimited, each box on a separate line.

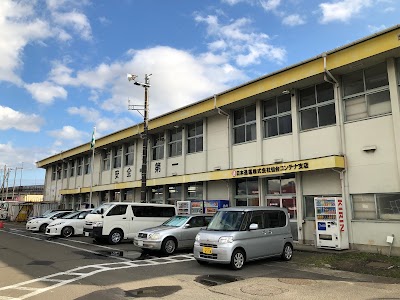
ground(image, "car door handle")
xmin=122 ymin=217 xmax=126 ymax=219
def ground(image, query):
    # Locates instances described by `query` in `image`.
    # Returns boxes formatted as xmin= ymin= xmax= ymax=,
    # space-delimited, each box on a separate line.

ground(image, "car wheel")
xmin=108 ymin=229 xmax=123 ymax=245
xmin=161 ymin=237 xmax=176 ymax=255
xmin=281 ymin=243 xmax=293 ymax=261
xmin=196 ymin=259 xmax=208 ymax=265
xmin=61 ymin=226 xmax=74 ymax=238
xmin=230 ymin=249 xmax=245 ymax=270
xmin=39 ymin=224 xmax=48 ymax=233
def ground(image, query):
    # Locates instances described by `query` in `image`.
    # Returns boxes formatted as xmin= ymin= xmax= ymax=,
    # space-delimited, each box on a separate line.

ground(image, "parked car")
xmin=26 ymin=210 xmax=74 ymax=232
xmin=193 ymin=207 xmax=294 ymax=270
xmin=27 ymin=209 xmax=74 ymax=221
xmin=45 ymin=209 xmax=93 ymax=237
xmin=83 ymin=202 xmax=176 ymax=244
xmin=134 ymin=214 xmax=213 ymax=255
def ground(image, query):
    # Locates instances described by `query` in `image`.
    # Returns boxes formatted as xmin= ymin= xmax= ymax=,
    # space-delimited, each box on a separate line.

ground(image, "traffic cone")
xmin=0 ymin=221 xmax=4 ymax=229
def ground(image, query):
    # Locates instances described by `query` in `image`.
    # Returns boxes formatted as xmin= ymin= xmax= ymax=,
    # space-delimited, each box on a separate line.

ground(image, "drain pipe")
xmin=323 ymin=53 xmax=352 ymax=247
xmin=214 ymin=94 xmax=232 ymax=169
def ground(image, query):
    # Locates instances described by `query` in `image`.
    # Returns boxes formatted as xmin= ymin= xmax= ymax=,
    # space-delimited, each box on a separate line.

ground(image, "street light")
xmin=127 ymin=73 xmax=151 ymax=203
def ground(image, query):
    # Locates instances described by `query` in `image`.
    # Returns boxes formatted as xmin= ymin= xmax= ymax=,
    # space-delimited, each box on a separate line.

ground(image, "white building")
xmin=37 ymin=25 xmax=400 ymax=254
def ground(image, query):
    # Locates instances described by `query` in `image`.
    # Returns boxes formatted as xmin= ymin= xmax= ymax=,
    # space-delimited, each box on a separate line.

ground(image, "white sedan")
xmin=26 ymin=210 xmax=73 ymax=232
xmin=45 ymin=210 xmax=92 ymax=238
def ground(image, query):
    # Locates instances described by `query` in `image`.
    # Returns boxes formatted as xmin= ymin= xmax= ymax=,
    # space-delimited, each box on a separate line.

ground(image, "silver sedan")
xmin=134 ymin=214 xmax=213 ymax=255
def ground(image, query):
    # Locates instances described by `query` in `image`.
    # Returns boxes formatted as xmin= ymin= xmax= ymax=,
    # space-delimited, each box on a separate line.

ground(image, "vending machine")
xmin=176 ymin=201 xmax=191 ymax=215
xmin=203 ymin=200 xmax=229 ymax=214
xmin=190 ymin=200 xmax=204 ymax=215
xmin=314 ymin=197 xmax=349 ymax=250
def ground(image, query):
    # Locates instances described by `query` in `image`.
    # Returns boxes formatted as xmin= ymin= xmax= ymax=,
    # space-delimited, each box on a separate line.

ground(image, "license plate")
xmin=84 ymin=232 xmax=89 ymax=237
xmin=203 ymin=247 xmax=212 ymax=254
xmin=138 ymin=240 xmax=143 ymax=246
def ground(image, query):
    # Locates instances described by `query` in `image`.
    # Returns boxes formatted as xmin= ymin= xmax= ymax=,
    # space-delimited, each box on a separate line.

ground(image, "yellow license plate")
xmin=203 ymin=247 xmax=213 ymax=254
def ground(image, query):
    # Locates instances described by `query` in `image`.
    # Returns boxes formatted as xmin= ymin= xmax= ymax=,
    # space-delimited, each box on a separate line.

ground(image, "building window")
xmin=56 ymin=164 xmax=61 ymax=180
xmin=187 ymin=182 xmax=203 ymax=200
xmin=263 ymin=94 xmax=292 ymax=138
xmin=103 ymin=150 xmax=111 ymax=171
xmin=152 ymin=133 xmax=164 ymax=160
xmin=303 ymin=195 xmax=340 ymax=219
xmin=233 ymin=105 xmax=256 ymax=144
xmin=84 ymin=156 xmax=91 ymax=175
xmin=167 ymin=184 xmax=182 ymax=205
xmin=352 ymin=193 xmax=400 ymax=221
xmin=168 ymin=127 xmax=182 ymax=157
xmin=125 ymin=144 xmax=134 ymax=166
xmin=51 ymin=166 xmax=56 ymax=181
xmin=113 ymin=146 xmax=122 ymax=168
xmin=63 ymin=162 xmax=68 ymax=178
xmin=343 ymin=62 xmax=391 ymax=121
xmin=77 ymin=157 xmax=83 ymax=176
xmin=235 ymin=177 xmax=259 ymax=206
xmin=265 ymin=175 xmax=296 ymax=219
xmin=151 ymin=185 xmax=164 ymax=204
xmin=187 ymin=121 xmax=203 ymax=153
xmin=299 ymin=82 xmax=336 ymax=130
xmin=70 ymin=160 xmax=75 ymax=177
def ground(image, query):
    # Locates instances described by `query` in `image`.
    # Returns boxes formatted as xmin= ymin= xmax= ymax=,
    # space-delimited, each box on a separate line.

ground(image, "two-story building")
xmin=37 ymin=25 xmax=400 ymax=254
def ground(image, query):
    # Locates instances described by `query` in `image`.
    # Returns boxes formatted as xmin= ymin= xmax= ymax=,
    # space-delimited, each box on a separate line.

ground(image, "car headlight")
xmin=218 ymin=236 xmax=233 ymax=243
xmin=148 ymin=233 xmax=161 ymax=240
xmin=93 ymin=221 xmax=103 ymax=227
xmin=195 ymin=234 xmax=201 ymax=241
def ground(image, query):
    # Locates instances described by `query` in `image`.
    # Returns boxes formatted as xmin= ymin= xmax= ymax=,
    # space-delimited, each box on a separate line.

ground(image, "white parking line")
xmin=0 ymin=254 xmax=195 ymax=300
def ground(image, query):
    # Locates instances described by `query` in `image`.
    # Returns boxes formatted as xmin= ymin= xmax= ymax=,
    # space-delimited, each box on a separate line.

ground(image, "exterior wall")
xmin=207 ymin=115 xmax=230 ymax=170
xmin=262 ymin=135 xmax=294 ymax=165
xmin=302 ymin=170 xmax=341 ymax=195
xmin=300 ymin=126 xmax=340 ymax=160
xmin=207 ymin=180 xmax=230 ymax=200
xmin=232 ymin=142 xmax=258 ymax=168
xmin=186 ymin=152 xmax=206 ymax=174
xmin=345 ymin=115 xmax=400 ymax=193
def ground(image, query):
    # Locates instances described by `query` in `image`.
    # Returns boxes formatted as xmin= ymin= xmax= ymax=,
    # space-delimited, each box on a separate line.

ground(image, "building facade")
xmin=37 ymin=26 xmax=400 ymax=254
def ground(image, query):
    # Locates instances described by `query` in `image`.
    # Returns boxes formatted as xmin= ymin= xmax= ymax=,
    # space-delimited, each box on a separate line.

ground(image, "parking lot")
xmin=1 ymin=222 xmax=400 ymax=300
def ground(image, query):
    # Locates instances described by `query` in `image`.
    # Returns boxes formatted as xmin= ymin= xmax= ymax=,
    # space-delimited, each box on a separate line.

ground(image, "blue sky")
xmin=0 ymin=0 xmax=399 ymax=186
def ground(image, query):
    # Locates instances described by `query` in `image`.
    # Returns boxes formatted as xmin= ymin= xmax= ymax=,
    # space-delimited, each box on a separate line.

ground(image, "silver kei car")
xmin=134 ymin=214 xmax=213 ymax=255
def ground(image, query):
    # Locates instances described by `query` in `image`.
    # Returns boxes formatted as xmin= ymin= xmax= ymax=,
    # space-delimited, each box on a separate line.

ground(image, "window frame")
xmin=168 ymin=127 xmax=182 ymax=157
xmin=342 ymin=62 xmax=391 ymax=121
xmin=125 ymin=143 xmax=134 ymax=166
xmin=233 ymin=104 xmax=257 ymax=144
xmin=352 ymin=193 xmax=400 ymax=221
xmin=77 ymin=157 xmax=83 ymax=176
xmin=102 ymin=150 xmax=111 ymax=171
xmin=299 ymin=82 xmax=336 ymax=130
xmin=187 ymin=121 xmax=203 ymax=154
xmin=113 ymin=146 xmax=122 ymax=169
xmin=84 ymin=156 xmax=91 ymax=175
xmin=152 ymin=133 xmax=164 ymax=161
xmin=263 ymin=94 xmax=292 ymax=138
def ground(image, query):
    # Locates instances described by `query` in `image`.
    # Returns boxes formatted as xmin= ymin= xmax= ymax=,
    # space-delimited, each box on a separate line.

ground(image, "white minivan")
xmin=83 ymin=202 xmax=176 ymax=244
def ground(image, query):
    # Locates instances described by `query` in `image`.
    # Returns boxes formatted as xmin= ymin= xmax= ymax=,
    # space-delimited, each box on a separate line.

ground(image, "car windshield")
xmin=61 ymin=211 xmax=80 ymax=219
xmin=161 ymin=215 xmax=190 ymax=227
xmin=43 ymin=211 xmax=64 ymax=218
xmin=206 ymin=211 xmax=246 ymax=231
xmin=90 ymin=203 xmax=113 ymax=214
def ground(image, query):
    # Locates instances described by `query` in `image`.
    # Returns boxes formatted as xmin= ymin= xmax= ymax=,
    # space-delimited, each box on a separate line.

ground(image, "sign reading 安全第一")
xmin=232 ymin=161 xmax=311 ymax=178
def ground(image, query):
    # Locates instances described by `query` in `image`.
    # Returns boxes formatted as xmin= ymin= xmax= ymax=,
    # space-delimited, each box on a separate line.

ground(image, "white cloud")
xmin=0 ymin=142 xmax=43 ymax=171
xmin=319 ymin=0 xmax=373 ymax=23
xmin=52 ymin=11 xmax=92 ymax=40
xmin=195 ymin=14 xmax=286 ymax=66
xmin=282 ymin=14 xmax=306 ymax=26
xmin=0 ymin=1 xmax=52 ymax=85
xmin=368 ymin=24 xmax=387 ymax=33
xmin=0 ymin=106 xmax=43 ymax=132
xmin=25 ymin=82 xmax=67 ymax=104
xmin=260 ymin=0 xmax=282 ymax=11
xmin=48 ymin=126 xmax=87 ymax=144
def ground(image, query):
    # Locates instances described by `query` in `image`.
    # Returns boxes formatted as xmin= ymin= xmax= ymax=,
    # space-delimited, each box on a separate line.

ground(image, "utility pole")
xmin=127 ymin=73 xmax=151 ymax=203
xmin=11 ymin=167 xmax=18 ymax=200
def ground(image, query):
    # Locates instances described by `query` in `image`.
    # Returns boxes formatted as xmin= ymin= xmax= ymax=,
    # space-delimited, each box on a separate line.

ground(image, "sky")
xmin=0 ymin=0 xmax=399 ymax=187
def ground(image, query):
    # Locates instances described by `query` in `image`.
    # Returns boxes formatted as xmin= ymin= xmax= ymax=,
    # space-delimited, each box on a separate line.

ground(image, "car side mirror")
xmin=184 ymin=224 xmax=190 ymax=229
xmin=51 ymin=217 xmax=57 ymax=220
xmin=99 ymin=208 xmax=104 ymax=215
xmin=249 ymin=223 xmax=258 ymax=230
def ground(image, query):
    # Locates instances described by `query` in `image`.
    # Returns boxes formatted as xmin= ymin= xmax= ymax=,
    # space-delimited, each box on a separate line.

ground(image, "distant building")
xmin=37 ymin=26 xmax=400 ymax=255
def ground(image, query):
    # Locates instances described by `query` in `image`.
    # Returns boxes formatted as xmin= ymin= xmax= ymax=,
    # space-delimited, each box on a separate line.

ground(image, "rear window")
xmin=132 ymin=206 xmax=175 ymax=218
